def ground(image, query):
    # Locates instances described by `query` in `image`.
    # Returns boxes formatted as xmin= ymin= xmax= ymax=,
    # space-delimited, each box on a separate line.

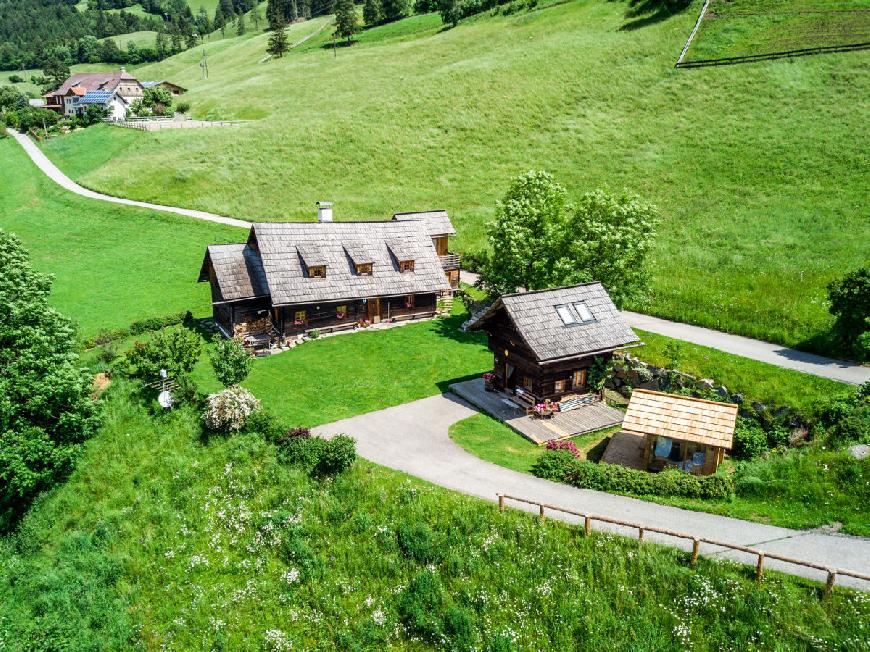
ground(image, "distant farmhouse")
xmin=44 ymin=69 xmax=185 ymax=120
xmin=199 ymin=205 xmax=461 ymax=348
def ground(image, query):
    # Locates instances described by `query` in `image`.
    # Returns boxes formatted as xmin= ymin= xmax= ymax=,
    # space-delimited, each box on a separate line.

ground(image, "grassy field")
xmin=686 ymin=0 xmax=870 ymax=61
xmin=0 ymin=137 xmax=242 ymax=339
xmin=98 ymin=30 xmax=159 ymax=49
xmin=2 ymin=381 xmax=868 ymax=649
xmin=29 ymin=0 xmax=870 ymax=355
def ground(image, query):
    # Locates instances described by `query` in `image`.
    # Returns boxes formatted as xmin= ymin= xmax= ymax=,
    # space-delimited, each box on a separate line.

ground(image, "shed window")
xmin=293 ymin=310 xmax=307 ymax=325
xmin=554 ymin=379 xmax=567 ymax=393
xmin=573 ymin=369 xmax=587 ymax=388
xmin=572 ymin=302 xmax=594 ymax=323
xmin=399 ymin=260 xmax=415 ymax=272
xmin=336 ymin=305 xmax=347 ymax=319
xmin=308 ymin=265 xmax=326 ymax=278
xmin=356 ymin=263 xmax=373 ymax=276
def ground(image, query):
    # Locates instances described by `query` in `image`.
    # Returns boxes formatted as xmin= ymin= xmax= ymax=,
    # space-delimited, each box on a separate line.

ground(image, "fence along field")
xmin=679 ymin=0 xmax=870 ymax=66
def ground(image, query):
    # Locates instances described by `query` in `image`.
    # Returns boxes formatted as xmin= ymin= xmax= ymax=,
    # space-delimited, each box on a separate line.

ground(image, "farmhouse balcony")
xmin=439 ymin=253 xmax=460 ymax=270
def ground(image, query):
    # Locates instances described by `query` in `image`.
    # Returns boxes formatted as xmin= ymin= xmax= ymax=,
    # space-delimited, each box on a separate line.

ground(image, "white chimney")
xmin=316 ymin=201 xmax=333 ymax=223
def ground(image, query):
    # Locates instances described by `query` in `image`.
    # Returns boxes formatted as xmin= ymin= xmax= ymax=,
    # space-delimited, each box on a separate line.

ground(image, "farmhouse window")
xmin=522 ymin=376 xmax=533 ymax=391
xmin=405 ymin=295 xmax=415 ymax=309
xmin=294 ymin=310 xmax=307 ymax=326
xmin=356 ymin=263 xmax=373 ymax=276
xmin=399 ymin=260 xmax=415 ymax=272
xmin=572 ymin=369 xmax=587 ymax=388
xmin=308 ymin=265 xmax=326 ymax=278
xmin=336 ymin=305 xmax=347 ymax=319
xmin=554 ymin=380 xmax=567 ymax=393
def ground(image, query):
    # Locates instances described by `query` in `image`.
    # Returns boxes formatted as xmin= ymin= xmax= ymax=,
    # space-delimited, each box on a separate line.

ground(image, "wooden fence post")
xmin=539 ymin=504 xmax=546 ymax=523
xmin=498 ymin=494 xmax=505 ymax=512
xmin=584 ymin=516 xmax=591 ymax=537
xmin=824 ymin=571 xmax=836 ymax=599
xmin=691 ymin=539 xmax=700 ymax=567
xmin=756 ymin=553 xmax=765 ymax=581
xmin=638 ymin=527 xmax=644 ymax=543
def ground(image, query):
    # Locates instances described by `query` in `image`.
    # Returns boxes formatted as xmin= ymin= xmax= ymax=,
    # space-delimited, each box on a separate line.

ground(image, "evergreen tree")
xmin=197 ymin=6 xmax=212 ymax=34
xmin=214 ymin=5 xmax=226 ymax=30
xmin=251 ymin=3 xmax=262 ymax=29
xmin=219 ymin=0 xmax=236 ymax=21
xmin=236 ymin=12 xmax=246 ymax=35
xmin=363 ymin=0 xmax=382 ymax=26
xmin=381 ymin=0 xmax=409 ymax=22
xmin=334 ymin=0 xmax=359 ymax=43
xmin=437 ymin=0 xmax=460 ymax=27
xmin=267 ymin=15 xmax=289 ymax=56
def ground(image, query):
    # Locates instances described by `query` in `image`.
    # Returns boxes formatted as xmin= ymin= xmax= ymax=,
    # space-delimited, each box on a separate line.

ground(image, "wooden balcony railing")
xmin=439 ymin=253 xmax=460 ymax=270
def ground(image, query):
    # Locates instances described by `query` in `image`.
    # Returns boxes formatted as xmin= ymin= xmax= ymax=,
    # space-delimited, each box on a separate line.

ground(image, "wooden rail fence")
xmin=496 ymin=493 xmax=870 ymax=598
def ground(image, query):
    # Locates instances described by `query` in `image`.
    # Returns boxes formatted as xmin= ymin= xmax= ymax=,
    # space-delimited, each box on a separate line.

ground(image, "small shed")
xmin=622 ymin=389 xmax=738 ymax=475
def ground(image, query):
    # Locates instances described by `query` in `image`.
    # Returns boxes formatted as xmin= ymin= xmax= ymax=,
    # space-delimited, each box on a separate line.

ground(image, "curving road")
xmin=8 ymin=129 xmax=869 ymax=385
xmin=314 ymin=392 xmax=870 ymax=590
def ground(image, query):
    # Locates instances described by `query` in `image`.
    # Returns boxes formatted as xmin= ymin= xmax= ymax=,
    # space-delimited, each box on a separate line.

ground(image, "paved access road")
xmin=460 ymin=271 xmax=869 ymax=385
xmin=9 ymin=129 xmax=868 ymax=384
xmin=314 ymin=393 xmax=870 ymax=590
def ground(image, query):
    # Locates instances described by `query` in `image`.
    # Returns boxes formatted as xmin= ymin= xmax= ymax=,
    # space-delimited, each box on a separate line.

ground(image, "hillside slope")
xmin=36 ymin=0 xmax=870 ymax=352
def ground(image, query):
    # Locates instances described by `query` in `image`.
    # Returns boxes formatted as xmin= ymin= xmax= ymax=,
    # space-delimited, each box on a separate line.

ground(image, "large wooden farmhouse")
xmin=466 ymin=284 xmax=640 ymax=404
xmin=198 ymin=207 xmax=458 ymax=344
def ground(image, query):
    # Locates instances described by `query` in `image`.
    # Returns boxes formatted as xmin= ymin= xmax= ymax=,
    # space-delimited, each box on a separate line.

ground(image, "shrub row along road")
xmin=9 ymin=129 xmax=869 ymax=385
xmin=313 ymin=393 xmax=870 ymax=590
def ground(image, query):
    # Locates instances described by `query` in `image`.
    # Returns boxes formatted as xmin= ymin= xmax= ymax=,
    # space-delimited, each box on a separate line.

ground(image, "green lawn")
xmin=2 ymin=381 xmax=867 ymax=649
xmin=686 ymin=0 xmax=870 ymax=61
xmin=632 ymin=329 xmax=852 ymax=414
xmin=30 ymin=0 xmax=870 ymax=355
xmin=0 ymin=137 xmax=243 ymax=339
xmin=98 ymin=30 xmax=159 ymax=49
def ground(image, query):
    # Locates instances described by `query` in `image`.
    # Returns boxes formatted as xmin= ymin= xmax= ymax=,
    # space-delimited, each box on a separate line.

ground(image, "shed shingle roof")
xmin=199 ymin=244 xmax=269 ymax=302
xmin=250 ymin=221 xmax=449 ymax=305
xmin=466 ymin=283 xmax=640 ymax=362
xmin=622 ymin=389 xmax=738 ymax=449
xmin=392 ymin=210 xmax=456 ymax=237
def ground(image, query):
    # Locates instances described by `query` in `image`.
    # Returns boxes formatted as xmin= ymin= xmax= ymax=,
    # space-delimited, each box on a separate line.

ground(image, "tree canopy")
xmin=479 ymin=171 xmax=659 ymax=307
xmin=0 ymin=231 xmax=100 ymax=530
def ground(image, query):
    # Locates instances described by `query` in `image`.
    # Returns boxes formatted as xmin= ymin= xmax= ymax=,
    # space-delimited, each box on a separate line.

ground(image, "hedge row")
xmin=531 ymin=450 xmax=734 ymax=500
xmin=83 ymin=311 xmax=193 ymax=348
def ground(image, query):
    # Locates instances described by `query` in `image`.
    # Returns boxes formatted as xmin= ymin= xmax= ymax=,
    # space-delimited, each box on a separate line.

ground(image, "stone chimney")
xmin=316 ymin=201 xmax=333 ymax=223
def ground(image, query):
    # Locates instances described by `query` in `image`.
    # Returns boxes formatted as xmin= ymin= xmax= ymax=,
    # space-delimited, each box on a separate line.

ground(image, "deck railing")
xmin=496 ymin=493 xmax=870 ymax=597
xmin=439 ymin=253 xmax=461 ymax=270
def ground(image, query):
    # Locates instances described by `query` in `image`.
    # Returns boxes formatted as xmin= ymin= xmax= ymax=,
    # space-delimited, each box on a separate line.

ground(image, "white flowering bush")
xmin=202 ymin=386 xmax=262 ymax=433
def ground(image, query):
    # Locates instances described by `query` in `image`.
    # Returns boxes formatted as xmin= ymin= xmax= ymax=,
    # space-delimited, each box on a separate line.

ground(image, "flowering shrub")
xmin=482 ymin=372 xmax=495 ymax=382
xmin=545 ymin=439 xmax=581 ymax=458
xmin=202 ymin=386 xmax=262 ymax=433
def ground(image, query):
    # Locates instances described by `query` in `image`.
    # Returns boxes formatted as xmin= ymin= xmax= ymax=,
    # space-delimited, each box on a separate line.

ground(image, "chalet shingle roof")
xmin=45 ymin=70 xmax=138 ymax=97
xmin=251 ymin=221 xmax=449 ymax=305
xmin=392 ymin=210 xmax=456 ymax=237
xmin=466 ymin=283 xmax=640 ymax=362
xmin=198 ymin=244 xmax=269 ymax=302
xmin=622 ymin=390 xmax=738 ymax=449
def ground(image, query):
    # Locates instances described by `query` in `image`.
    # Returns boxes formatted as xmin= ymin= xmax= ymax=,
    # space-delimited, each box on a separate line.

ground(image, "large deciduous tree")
xmin=0 ymin=231 xmax=100 ymax=529
xmin=480 ymin=171 xmax=659 ymax=307
xmin=827 ymin=267 xmax=870 ymax=361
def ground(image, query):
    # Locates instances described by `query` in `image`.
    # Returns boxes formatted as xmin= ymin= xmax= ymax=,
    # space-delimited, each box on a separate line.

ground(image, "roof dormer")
xmin=297 ymin=244 xmax=327 ymax=278
xmin=387 ymin=241 xmax=415 ymax=272
xmin=343 ymin=242 xmax=374 ymax=276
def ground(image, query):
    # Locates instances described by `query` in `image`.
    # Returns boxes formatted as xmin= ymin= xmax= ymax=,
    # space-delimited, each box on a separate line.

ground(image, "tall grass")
xmin=2 ymin=382 xmax=868 ymax=649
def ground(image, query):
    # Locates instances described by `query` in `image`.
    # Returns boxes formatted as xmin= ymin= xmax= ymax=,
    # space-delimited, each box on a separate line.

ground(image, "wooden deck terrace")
xmin=450 ymin=378 xmax=624 ymax=445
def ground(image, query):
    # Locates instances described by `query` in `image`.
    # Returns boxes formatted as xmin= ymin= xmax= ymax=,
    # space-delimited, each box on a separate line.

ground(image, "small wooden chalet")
xmin=466 ymin=284 xmax=641 ymax=404
xmin=623 ymin=389 xmax=737 ymax=475
xmin=198 ymin=210 xmax=455 ymax=344
xmin=392 ymin=210 xmax=461 ymax=288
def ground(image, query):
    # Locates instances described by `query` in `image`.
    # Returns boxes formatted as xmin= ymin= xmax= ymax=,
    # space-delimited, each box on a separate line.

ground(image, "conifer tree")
xmin=363 ymin=0 xmax=382 ymax=26
xmin=236 ymin=12 xmax=246 ymax=35
xmin=334 ymin=0 xmax=359 ymax=43
xmin=267 ymin=15 xmax=289 ymax=56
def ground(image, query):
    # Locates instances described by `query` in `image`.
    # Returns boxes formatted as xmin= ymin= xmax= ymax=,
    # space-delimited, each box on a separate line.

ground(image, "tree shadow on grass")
xmin=617 ymin=0 xmax=693 ymax=31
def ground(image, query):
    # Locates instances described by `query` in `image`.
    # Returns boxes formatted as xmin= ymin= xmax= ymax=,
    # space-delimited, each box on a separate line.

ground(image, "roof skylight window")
xmin=555 ymin=305 xmax=577 ymax=325
xmin=572 ymin=302 xmax=594 ymax=323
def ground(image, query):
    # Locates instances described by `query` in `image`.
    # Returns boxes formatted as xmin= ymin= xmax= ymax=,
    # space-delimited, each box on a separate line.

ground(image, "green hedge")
xmin=83 ymin=311 xmax=193 ymax=348
xmin=531 ymin=451 xmax=734 ymax=500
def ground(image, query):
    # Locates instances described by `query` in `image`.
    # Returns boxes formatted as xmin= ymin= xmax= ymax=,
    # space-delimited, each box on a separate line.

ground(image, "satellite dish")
xmin=158 ymin=390 xmax=174 ymax=409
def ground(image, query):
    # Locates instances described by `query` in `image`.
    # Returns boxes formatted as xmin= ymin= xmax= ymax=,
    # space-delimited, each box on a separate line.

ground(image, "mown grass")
xmin=0 ymin=137 xmax=243 ymax=339
xmin=686 ymin=0 xmax=870 ymax=60
xmin=2 ymin=381 xmax=869 ymax=649
xmin=632 ymin=329 xmax=853 ymax=414
xmin=98 ymin=30 xmax=159 ymax=49
xmin=31 ymin=0 xmax=870 ymax=354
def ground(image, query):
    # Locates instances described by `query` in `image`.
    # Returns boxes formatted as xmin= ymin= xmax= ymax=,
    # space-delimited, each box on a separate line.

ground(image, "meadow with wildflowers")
xmin=1 ymin=381 xmax=869 ymax=650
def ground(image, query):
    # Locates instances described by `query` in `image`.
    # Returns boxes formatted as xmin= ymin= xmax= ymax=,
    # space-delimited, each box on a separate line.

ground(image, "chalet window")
xmin=572 ymin=302 xmax=594 ymax=323
xmin=308 ymin=265 xmax=326 ymax=278
xmin=336 ymin=305 xmax=347 ymax=319
xmin=294 ymin=310 xmax=307 ymax=326
xmin=522 ymin=376 xmax=533 ymax=391
xmin=573 ymin=369 xmax=587 ymax=388
xmin=405 ymin=295 xmax=415 ymax=309
xmin=554 ymin=379 xmax=567 ymax=393
xmin=356 ymin=263 xmax=373 ymax=276
xmin=399 ymin=260 xmax=415 ymax=273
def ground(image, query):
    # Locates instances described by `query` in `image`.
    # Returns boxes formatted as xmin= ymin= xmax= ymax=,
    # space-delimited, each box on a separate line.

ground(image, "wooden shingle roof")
xmin=250 ymin=221 xmax=449 ymax=305
xmin=466 ymin=283 xmax=640 ymax=362
xmin=622 ymin=389 xmax=738 ymax=449
xmin=392 ymin=210 xmax=456 ymax=236
xmin=198 ymin=244 xmax=269 ymax=302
